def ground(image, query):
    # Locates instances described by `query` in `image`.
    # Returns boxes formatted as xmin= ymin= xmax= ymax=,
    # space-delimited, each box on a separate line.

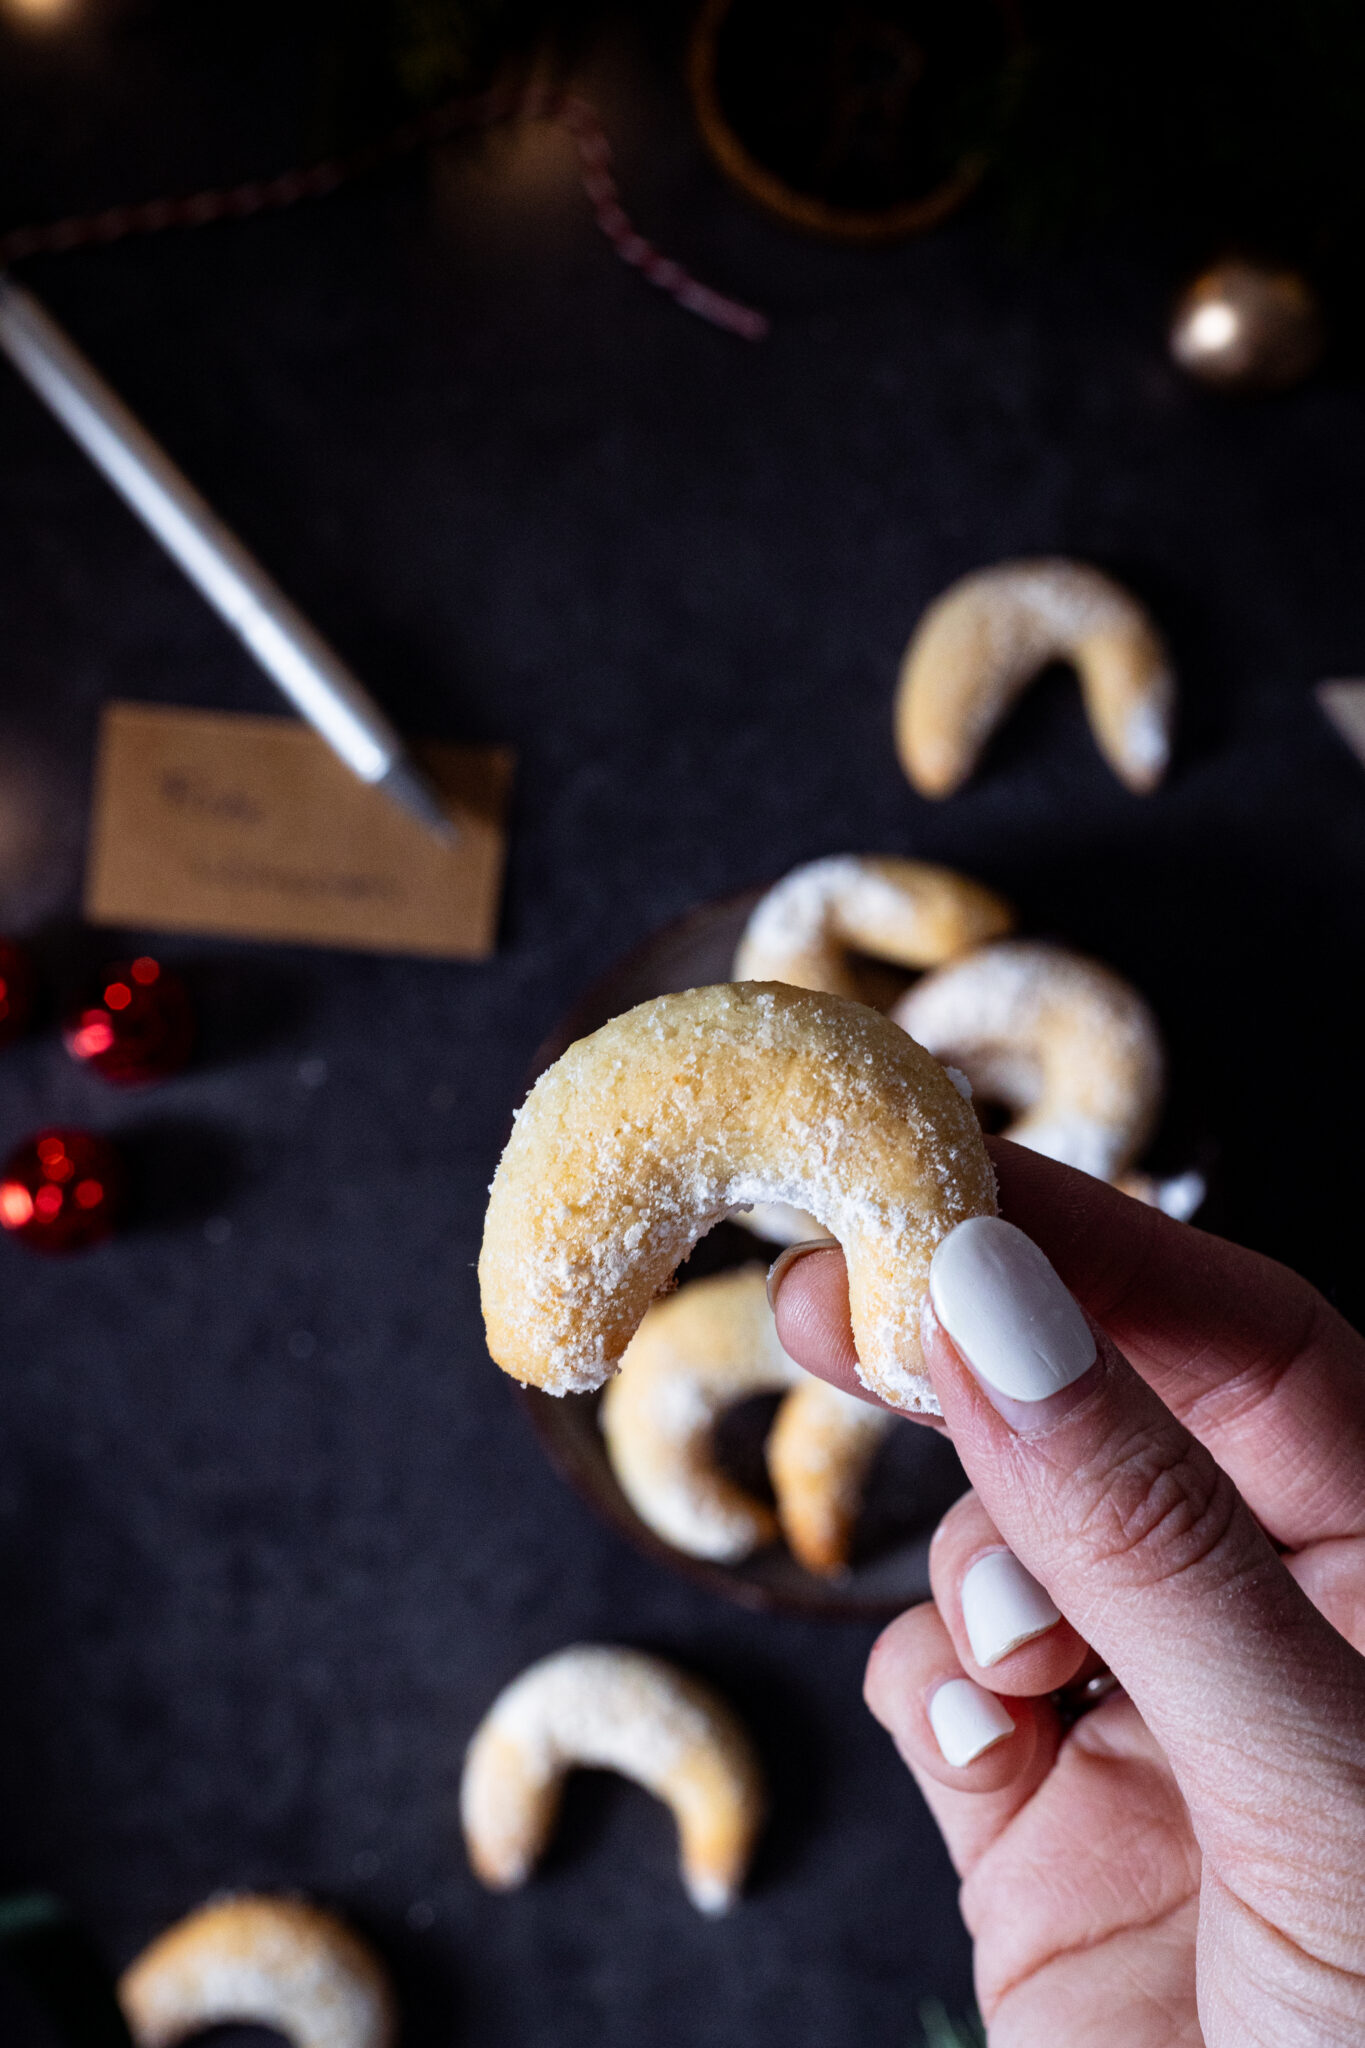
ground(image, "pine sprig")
xmin=919 ymin=1998 xmax=987 ymax=2048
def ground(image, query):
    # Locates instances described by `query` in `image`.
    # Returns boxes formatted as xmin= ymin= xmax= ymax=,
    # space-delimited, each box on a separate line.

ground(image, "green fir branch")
xmin=919 ymin=1997 xmax=987 ymax=2048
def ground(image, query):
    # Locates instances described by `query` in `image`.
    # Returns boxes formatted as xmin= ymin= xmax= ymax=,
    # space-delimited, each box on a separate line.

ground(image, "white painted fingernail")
xmin=961 ymin=1549 xmax=1061 ymax=1667
xmin=929 ymin=1217 xmax=1096 ymax=1406
xmin=927 ymin=1677 xmax=1015 ymax=1767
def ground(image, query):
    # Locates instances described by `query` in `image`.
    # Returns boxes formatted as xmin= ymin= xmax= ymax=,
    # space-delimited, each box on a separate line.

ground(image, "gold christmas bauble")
xmin=1169 ymin=260 xmax=1324 ymax=393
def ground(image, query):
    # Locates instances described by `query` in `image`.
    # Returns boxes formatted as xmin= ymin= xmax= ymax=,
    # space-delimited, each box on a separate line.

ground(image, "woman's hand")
xmin=770 ymin=1142 xmax=1365 ymax=2048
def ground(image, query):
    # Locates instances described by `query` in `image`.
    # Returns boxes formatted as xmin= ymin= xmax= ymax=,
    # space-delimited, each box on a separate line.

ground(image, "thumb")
xmin=923 ymin=1216 xmax=1365 ymax=1886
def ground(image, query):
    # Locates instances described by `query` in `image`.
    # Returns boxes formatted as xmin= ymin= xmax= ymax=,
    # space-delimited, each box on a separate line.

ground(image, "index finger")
xmin=771 ymin=1143 xmax=1365 ymax=1546
xmin=991 ymin=1141 xmax=1365 ymax=1546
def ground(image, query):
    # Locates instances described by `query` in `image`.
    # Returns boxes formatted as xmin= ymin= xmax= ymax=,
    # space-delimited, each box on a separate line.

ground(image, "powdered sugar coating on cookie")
xmin=601 ymin=1263 xmax=897 ymax=1572
xmin=119 ymin=1895 xmax=394 ymax=2048
xmin=895 ymin=940 xmax=1163 ymax=1184
xmin=733 ymin=853 xmax=1013 ymax=1001
xmin=461 ymin=1644 xmax=763 ymax=1914
xmin=601 ymin=1264 xmax=804 ymax=1560
xmin=479 ymin=981 xmax=996 ymax=1413
xmin=896 ymin=557 xmax=1175 ymax=797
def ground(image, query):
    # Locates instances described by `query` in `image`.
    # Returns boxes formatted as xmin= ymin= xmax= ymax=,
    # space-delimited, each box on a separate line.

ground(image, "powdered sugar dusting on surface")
xmin=479 ymin=983 xmax=996 ymax=1412
xmin=483 ymin=1647 xmax=722 ymax=1784
xmin=734 ymin=856 xmax=869 ymax=978
xmin=461 ymin=1645 xmax=762 ymax=1913
xmin=732 ymin=854 xmax=1009 ymax=994
xmin=1124 ymin=696 xmax=1172 ymax=778
xmin=121 ymin=1897 xmax=391 ymax=2048
xmin=733 ymin=1198 xmax=822 ymax=1245
xmin=896 ymin=941 xmax=1163 ymax=1183
xmin=943 ymin=559 xmax=1157 ymax=670
xmin=601 ymin=1265 xmax=899 ymax=1569
xmin=907 ymin=559 xmax=1173 ymax=788
xmin=602 ymin=1268 xmax=804 ymax=1560
xmin=734 ymin=856 xmax=930 ymax=988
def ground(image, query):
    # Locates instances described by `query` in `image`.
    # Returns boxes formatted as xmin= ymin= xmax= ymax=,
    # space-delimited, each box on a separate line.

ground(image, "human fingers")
xmin=928 ymin=1489 xmax=1089 ymax=1694
xmin=863 ymin=1601 xmax=1055 ymax=1812
xmin=1286 ymin=1536 xmax=1365 ymax=1654
xmin=956 ymin=1703 xmax=1201 ymax=2035
xmin=923 ymin=1215 xmax=1365 ymax=1960
xmin=988 ymin=1139 xmax=1365 ymax=1546
xmin=766 ymin=1243 xmax=909 ymax=1413
xmin=770 ymin=1152 xmax=1365 ymax=1544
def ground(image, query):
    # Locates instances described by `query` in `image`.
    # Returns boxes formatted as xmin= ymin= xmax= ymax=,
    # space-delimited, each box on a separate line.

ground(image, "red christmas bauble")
xmin=0 ymin=937 xmax=36 ymax=1047
xmin=0 ymin=1128 xmax=124 ymax=1253
xmin=62 ymin=955 xmax=193 ymax=1085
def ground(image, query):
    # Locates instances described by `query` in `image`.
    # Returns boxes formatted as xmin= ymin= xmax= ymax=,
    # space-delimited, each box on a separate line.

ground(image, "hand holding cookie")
xmin=771 ymin=1141 xmax=1365 ymax=2046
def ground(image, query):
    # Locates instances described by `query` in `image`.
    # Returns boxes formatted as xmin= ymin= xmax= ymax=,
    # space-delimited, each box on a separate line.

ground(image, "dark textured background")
xmin=3 ymin=10 xmax=1365 ymax=2044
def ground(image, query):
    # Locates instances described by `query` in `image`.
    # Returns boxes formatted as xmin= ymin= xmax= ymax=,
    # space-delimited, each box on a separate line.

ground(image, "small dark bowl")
xmin=515 ymin=890 xmax=968 ymax=1621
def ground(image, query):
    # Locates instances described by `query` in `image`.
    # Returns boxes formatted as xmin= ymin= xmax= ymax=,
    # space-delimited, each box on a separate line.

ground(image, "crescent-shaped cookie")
xmin=461 ymin=1645 xmax=764 ymax=1914
xmin=479 ymin=981 xmax=996 ymax=1413
xmin=733 ymin=854 xmax=1013 ymax=1001
xmin=729 ymin=855 xmax=1010 ymax=1248
xmin=766 ymin=1374 xmax=897 ymax=1578
xmin=600 ymin=1264 xmax=895 ymax=1574
xmin=895 ymin=558 xmax=1175 ymax=797
xmin=118 ymin=1895 xmax=394 ymax=2048
xmin=600 ymin=1264 xmax=804 ymax=1561
xmin=894 ymin=940 xmax=1163 ymax=1185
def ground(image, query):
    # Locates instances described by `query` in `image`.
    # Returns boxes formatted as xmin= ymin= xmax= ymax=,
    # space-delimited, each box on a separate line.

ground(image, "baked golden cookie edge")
xmin=479 ymin=981 xmax=996 ymax=1414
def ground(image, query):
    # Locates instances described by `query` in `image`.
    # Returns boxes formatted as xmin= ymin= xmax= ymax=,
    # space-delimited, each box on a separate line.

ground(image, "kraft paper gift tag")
xmin=85 ymin=702 xmax=512 ymax=959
